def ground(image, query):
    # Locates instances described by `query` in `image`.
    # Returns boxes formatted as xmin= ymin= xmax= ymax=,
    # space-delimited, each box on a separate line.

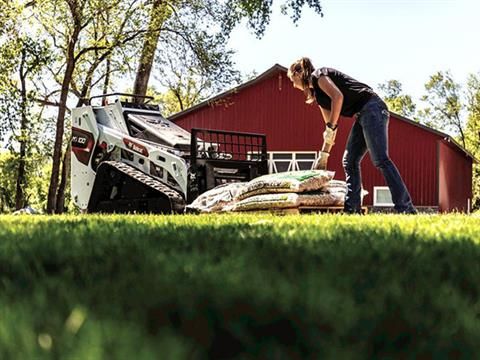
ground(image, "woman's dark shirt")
xmin=311 ymin=67 xmax=376 ymax=116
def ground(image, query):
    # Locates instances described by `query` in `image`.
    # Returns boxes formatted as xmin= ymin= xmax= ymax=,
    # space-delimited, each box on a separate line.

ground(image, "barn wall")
xmin=438 ymin=140 xmax=473 ymax=212
xmin=360 ymin=115 xmax=440 ymax=207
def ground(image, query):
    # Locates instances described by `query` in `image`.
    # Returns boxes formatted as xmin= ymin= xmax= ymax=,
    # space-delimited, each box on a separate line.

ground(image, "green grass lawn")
xmin=0 ymin=213 xmax=479 ymax=359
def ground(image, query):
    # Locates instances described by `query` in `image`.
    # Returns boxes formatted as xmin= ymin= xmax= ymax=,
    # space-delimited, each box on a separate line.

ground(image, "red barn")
xmin=170 ymin=64 xmax=476 ymax=212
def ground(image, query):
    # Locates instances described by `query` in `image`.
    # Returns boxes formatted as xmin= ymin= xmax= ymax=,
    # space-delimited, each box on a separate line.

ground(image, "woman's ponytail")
xmin=300 ymin=58 xmax=315 ymax=104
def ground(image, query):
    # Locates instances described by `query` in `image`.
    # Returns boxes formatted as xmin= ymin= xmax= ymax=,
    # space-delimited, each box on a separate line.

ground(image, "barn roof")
xmin=168 ymin=64 xmax=287 ymax=121
xmin=169 ymin=64 xmax=477 ymax=163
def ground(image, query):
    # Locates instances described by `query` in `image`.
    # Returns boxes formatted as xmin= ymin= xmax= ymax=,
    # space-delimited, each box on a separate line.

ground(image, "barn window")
xmin=373 ymin=186 xmax=394 ymax=206
xmin=268 ymin=152 xmax=316 ymax=173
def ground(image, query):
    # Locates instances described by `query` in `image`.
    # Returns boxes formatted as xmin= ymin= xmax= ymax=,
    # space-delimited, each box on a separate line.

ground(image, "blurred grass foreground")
xmin=0 ymin=213 xmax=479 ymax=358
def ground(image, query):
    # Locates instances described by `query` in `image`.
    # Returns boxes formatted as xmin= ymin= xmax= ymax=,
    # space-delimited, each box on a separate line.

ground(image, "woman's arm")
xmin=318 ymin=106 xmax=331 ymax=125
xmin=317 ymin=75 xmax=343 ymax=127
xmin=317 ymin=76 xmax=343 ymax=154
xmin=318 ymin=106 xmax=334 ymax=153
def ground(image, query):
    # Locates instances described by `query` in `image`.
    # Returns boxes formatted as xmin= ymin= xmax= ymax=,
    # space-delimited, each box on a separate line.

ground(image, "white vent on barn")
xmin=373 ymin=186 xmax=394 ymax=206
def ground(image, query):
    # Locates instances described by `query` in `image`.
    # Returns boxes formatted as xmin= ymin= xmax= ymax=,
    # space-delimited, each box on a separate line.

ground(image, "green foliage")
xmin=151 ymin=87 xmax=185 ymax=117
xmin=378 ymin=80 xmax=416 ymax=118
xmin=419 ymin=71 xmax=466 ymax=148
xmin=0 ymin=0 xmax=22 ymax=38
xmin=0 ymin=32 xmax=53 ymax=210
xmin=465 ymin=73 xmax=480 ymax=209
xmin=0 ymin=213 xmax=480 ymax=357
xmin=144 ymin=0 xmax=323 ymax=114
xmin=64 ymin=0 xmax=156 ymax=104
xmin=25 ymin=159 xmax=52 ymax=212
xmin=153 ymin=27 xmax=241 ymax=116
xmin=0 ymin=152 xmax=17 ymax=211
xmin=0 ymin=36 xmax=52 ymax=141
xmin=414 ymin=71 xmax=479 ymax=210
xmin=465 ymin=73 xmax=480 ymax=153
xmin=222 ymin=0 xmax=323 ymax=38
xmin=0 ymin=86 xmax=21 ymax=143
xmin=0 ymin=15 xmax=22 ymax=143
xmin=470 ymin=171 xmax=479 ymax=211
xmin=0 ymin=151 xmax=51 ymax=213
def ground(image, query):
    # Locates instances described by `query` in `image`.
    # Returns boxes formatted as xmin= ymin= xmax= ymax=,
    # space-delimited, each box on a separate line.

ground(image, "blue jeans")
xmin=342 ymin=96 xmax=416 ymax=213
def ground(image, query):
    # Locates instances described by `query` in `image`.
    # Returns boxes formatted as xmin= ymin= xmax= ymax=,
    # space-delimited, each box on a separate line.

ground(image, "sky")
xmin=227 ymin=0 xmax=480 ymax=103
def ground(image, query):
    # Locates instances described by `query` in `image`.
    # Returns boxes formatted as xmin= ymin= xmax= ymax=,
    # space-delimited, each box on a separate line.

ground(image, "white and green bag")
xmin=235 ymin=170 xmax=334 ymax=200
xmin=233 ymin=191 xmax=344 ymax=212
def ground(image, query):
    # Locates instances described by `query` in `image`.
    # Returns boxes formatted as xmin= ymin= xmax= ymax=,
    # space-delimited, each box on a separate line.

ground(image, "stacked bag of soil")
xmin=186 ymin=170 xmax=348 ymax=213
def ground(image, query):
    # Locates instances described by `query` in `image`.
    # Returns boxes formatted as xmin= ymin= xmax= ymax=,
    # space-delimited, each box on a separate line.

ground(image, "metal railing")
xmin=190 ymin=128 xmax=267 ymax=162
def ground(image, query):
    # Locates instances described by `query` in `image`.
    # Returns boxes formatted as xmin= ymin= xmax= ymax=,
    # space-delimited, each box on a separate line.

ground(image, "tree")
xmin=465 ymin=73 xmax=480 ymax=154
xmin=420 ymin=71 xmax=466 ymax=148
xmin=132 ymin=0 xmax=175 ymax=99
xmin=133 ymin=0 xmax=324 ymax=102
xmin=152 ymin=38 xmax=240 ymax=116
xmin=46 ymin=0 xmax=151 ymax=212
xmin=0 ymin=1 xmax=23 ymax=143
xmin=465 ymin=73 xmax=480 ymax=210
xmin=0 ymin=2 xmax=52 ymax=211
xmin=418 ymin=71 xmax=479 ymax=211
xmin=378 ymin=80 xmax=416 ymax=118
xmin=0 ymin=152 xmax=17 ymax=212
xmin=0 ymin=0 xmax=21 ymax=38
xmin=155 ymin=88 xmax=185 ymax=116
xmin=33 ymin=0 xmax=85 ymax=213
xmin=14 ymin=38 xmax=52 ymax=209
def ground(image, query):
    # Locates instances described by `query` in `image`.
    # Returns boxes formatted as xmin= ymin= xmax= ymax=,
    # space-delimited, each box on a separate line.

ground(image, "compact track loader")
xmin=71 ymin=93 xmax=268 ymax=214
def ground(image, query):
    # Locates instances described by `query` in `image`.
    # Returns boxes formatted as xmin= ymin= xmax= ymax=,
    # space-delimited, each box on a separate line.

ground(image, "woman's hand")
xmin=314 ymin=151 xmax=330 ymax=170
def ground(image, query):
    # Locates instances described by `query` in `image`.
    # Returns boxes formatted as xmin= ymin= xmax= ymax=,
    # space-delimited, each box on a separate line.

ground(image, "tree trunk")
xmin=133 ymin=0 xmax=168 ymax=102
xmin=456 ymin=115 xmax=466 ymax=149
xmin=103 ymin=55 xmax=111 ymax=96
xmin=15 ymin=50 xmax=28 ymax=210
xmin=56 ymin=140 xmax=71 ymax=213
xmin=15 ymin=115 xmax=28 ymax=210
xmin=75 ymin=53 xmax=110 ymax=107
xmin=47 ymin=32 xmax=79 ymax=213
xmin=0 ymin=188 xmax=14 ymax=213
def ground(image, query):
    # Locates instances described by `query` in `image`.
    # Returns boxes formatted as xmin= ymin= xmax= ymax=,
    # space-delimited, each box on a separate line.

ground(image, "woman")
xmin=287 ymin=57 xmax=416 ymax=214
